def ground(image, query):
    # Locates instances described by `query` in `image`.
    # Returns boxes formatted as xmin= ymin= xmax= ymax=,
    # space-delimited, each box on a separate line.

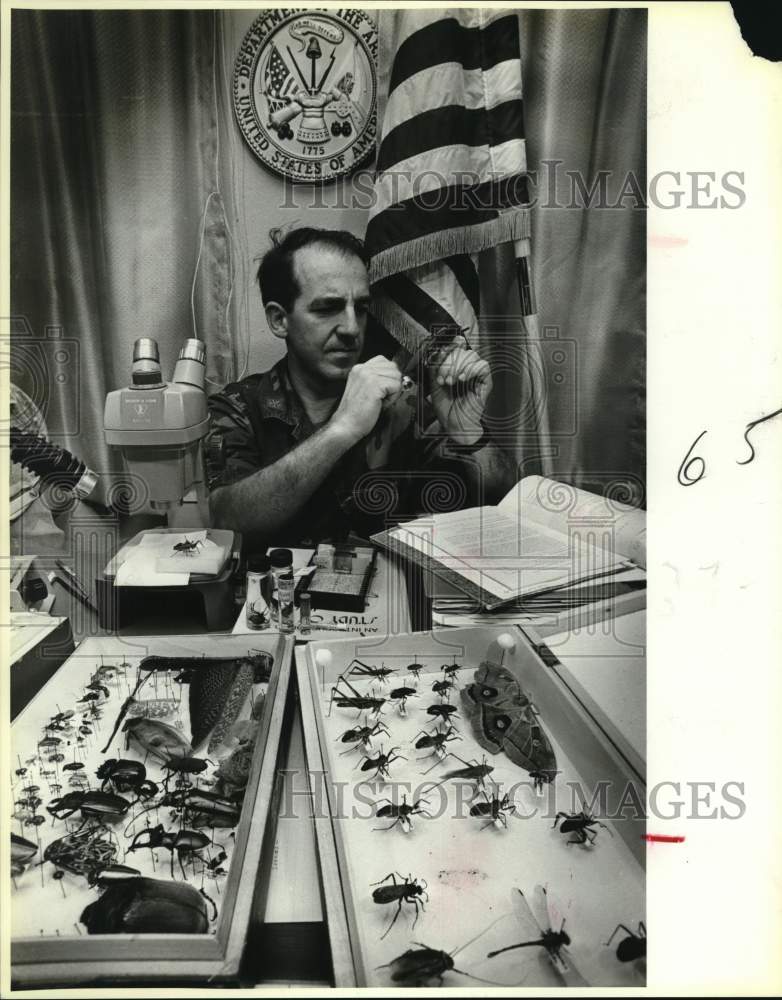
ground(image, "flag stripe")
xmin=377 ymin=100 xmax=525 ymax=174
xmin=368 ymin=8 xmax=533 ymax=358
xmin=389 ymin=15 xmax=520 ymax=95
xmin=370 ymin=138 xmax=528 ymax=220
xmin=380 ymin=272 xmax=462 ymax=335
xmin=369 ymin=271 xmax=479 ymax=366
xmin=444 ymin=256 xmax=481 ymax=319
xmin=381 ymin=59 xmax=523 ymax=141
xmin=418 ymin=267 xmax=479 ymax=345
xmin=410 ymin=257 xmax=478 ymax=339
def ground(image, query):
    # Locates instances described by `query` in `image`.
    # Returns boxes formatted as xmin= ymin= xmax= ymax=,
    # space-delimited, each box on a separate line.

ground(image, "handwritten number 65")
xmin=678 ymin=404 xmax=782 ymax=486
xmin=677 ymin=430 xmax=708 ymax=486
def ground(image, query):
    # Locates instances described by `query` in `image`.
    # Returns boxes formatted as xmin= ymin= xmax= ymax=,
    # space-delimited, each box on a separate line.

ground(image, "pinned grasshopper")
xmin=328 ymin=674 xmax=386 ymax=718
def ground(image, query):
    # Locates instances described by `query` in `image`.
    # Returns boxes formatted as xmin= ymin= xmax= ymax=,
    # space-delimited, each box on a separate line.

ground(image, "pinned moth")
xmin=461 ymin=660 xmax=557 ymax=780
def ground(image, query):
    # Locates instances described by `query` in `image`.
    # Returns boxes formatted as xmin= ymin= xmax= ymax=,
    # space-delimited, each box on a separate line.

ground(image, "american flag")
xmin=366 ymin=10 xmax=532 ymax=355
xmin=264 ymin=44 xmax=298 ymax=105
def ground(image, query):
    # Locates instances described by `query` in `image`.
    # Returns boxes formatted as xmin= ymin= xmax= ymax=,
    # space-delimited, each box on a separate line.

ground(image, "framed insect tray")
xmin=296 ymin=625 xmax=645 ymax=988
xmin=10 ymin=631 xmax=293 ymax=985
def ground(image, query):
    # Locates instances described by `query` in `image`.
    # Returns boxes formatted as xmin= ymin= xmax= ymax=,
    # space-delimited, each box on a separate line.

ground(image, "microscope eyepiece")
xmin=133 ymin=338 xmax=160 ymax=363
xmin=173 ymin=338 xmax=207 ymax=389
xmin=177 ymin=339 xmax=206 ymax=365
xmin=132 ymin=338 xmax=164 ymax=387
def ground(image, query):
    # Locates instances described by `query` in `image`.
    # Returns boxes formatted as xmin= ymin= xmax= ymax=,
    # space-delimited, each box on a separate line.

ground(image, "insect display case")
xmin=295 ymin=626 xmax=645 ymax=987
xmin=10 ymin=631 xmax=293 ymax=985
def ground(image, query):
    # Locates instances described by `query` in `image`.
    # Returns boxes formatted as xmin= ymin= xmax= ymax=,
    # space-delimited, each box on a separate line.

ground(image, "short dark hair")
xmin=256 ymin=227 xmax=368 ymax=311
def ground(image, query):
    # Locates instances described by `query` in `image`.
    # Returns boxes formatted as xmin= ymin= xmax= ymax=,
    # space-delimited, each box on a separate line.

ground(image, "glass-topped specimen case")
xmin=11 ymin=632 xmax=293 ymax=986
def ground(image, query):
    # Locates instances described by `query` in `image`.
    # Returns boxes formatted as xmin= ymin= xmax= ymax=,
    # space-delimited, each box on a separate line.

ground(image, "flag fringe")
xmin=368 ymin=208 xmax=531 ymax=284
xmin=370 ymin=295 xmax=429 ymax=355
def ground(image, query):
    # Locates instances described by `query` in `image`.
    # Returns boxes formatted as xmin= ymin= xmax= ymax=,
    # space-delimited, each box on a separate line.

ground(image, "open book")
xmin=372 ymin=475 xmax=646 ymax=610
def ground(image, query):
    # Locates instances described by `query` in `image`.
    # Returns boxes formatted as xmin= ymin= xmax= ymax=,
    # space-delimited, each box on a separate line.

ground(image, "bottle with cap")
xmin=246 ymin=554 xmax=273 ymax=630
xmin=269 ymin=548 xmax=295 ymax=634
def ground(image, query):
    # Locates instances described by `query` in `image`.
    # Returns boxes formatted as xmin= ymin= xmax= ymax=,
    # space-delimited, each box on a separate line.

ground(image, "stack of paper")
xmin=430 ymin=567 xmax=647 ymax=627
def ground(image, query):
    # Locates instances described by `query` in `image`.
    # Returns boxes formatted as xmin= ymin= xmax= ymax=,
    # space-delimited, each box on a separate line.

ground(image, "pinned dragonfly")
xmin=487 ymin=886 xmax=588 ymax=984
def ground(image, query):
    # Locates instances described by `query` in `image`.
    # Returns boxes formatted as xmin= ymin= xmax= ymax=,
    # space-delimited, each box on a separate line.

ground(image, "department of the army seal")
xmin=233 ymin=8 xmax=377 ymax=183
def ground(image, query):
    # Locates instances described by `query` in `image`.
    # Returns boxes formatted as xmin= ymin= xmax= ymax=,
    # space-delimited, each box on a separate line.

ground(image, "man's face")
xmin=283 ymin=244 xmax=370 ymax=386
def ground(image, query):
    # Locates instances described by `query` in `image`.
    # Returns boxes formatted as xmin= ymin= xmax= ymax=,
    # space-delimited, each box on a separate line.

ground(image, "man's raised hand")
xmin=429 ymin=338 xmax=492 ymax=443
xmin=331 ymin=356 xmax=403 ymax=444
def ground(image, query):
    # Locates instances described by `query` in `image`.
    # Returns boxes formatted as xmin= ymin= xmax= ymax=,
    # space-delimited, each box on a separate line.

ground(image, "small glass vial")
xmin=246 ymin=555 xmax=272 ymax=631
xmin=270 ymin=548 xmax=295 ymax=634
xmin=298 ymin=592 xmax=312 ymax=635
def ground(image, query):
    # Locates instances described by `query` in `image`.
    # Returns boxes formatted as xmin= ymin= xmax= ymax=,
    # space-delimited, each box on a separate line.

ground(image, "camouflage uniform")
xmin=205 ymin=357 xmax=471 ymax=547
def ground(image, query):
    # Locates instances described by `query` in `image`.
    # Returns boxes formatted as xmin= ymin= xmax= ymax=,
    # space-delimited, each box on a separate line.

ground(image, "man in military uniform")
xmin=206 ymin=227 xmax=507 ymax=550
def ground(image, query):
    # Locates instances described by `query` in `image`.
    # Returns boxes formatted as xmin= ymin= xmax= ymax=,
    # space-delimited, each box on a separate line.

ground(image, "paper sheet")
xmin=390 ymin=507 xmax=628 ymax=602
xmin=499 ymin=475 xmax=648 ymax=570
xmin=113 ymin=531 xmax=211 ymax=587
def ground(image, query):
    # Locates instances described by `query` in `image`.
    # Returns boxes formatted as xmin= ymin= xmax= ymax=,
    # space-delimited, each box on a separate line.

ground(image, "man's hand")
xmin=331 ymin=356 xmax=403 ymax=445
xmin=429 ymin=338 xmax=492 ymax=443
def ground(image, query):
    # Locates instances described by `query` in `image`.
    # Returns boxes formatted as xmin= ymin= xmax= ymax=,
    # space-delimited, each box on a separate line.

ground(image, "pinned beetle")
xmin=161 ymin=756 xmax=211 ymax=787
xmin=378 ymin=942 xmax=498 ymax=987
xmin=80 ymin=877 xmax=209 ymax=934
xmin=380 ymin=945 xmax=455 ymax=985
xmin=124 ymin=788 xmax=240 ymax=834
xmin=127 ymin=824 xmax=210 ymax=879
xmin=96 ymin=759 xmax=157 ymax=799
xmin=47 ymin=790 xmax=131 ymax=823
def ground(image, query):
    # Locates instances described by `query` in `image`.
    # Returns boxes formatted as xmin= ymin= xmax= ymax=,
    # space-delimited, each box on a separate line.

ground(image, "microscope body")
xmin=104 ymin=340 xmax=210 ymax=530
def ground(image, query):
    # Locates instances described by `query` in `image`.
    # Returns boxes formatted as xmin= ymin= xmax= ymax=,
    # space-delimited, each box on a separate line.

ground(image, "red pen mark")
xmin=643 ymin=834 xmax=685 ymax=844
xmin=649 ymin=234 xmax=689 ymax=249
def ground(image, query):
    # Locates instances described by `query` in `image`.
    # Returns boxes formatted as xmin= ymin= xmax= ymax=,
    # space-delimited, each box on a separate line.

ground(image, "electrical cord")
xmin=10 ymin=429 xmax=88 ymax=490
